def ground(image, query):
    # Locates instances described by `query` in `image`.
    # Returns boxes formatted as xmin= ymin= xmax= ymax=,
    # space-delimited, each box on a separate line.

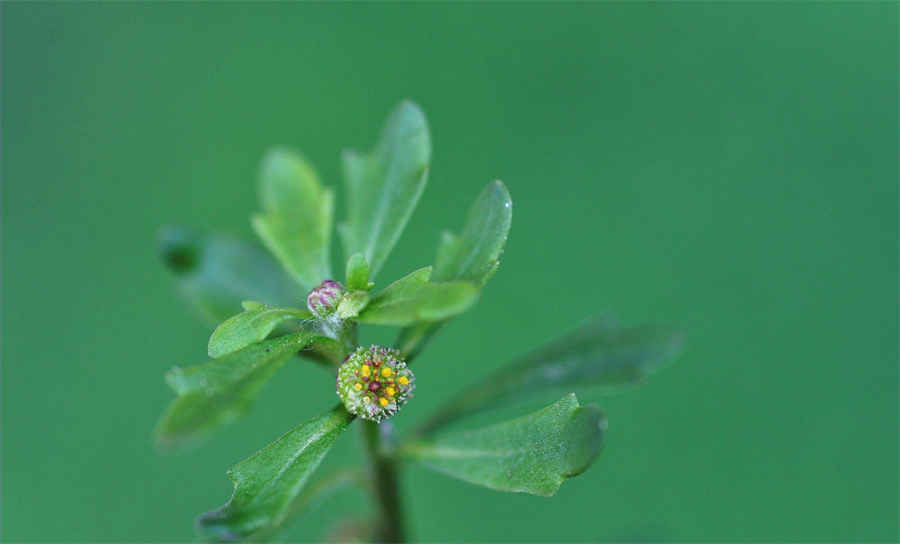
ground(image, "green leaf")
xmin=345 ymin=253 xmax=374 ymax=291
xmin=356 ymin=267 xmax=479 ymax=326
xmin=158 ymin=226 xmax=305 ymax=323
xmin=155 ymin=332 xmax=314 ymax=450
xmin=396 ymin=181 xmax=513 ymax=359
xmin=418 ymin=319 xmax=684 ymax=434
xmin=336 ymin=290 xmax=370 ymax=319
xmin=252 ymin=148 xmax=334 ymax=291
xmin=433 ymin=180 xmax=512 ymax=285
xmin=401 ymin=394 xmax=604 ymax=497
xmin=197 ymin=405 xmax=354 ymax=541
xmin=339 ymin=101 xmax=431 ymax=278
xmin=208 ymin=305 xmax=312 ymax=358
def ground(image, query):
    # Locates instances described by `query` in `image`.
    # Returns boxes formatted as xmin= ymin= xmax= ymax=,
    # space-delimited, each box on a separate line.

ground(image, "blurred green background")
xmin=3 ymin=2 xmax=897 ymax=541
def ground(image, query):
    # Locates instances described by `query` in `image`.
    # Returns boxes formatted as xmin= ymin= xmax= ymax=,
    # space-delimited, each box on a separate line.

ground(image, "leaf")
xmin=396 ymin=181 xmax=513 ymax=358
xmin=356 ymin=267 xmax=479 ymax=326
xmin=345 ymin=253 xmax=374 ymax=291
xmin=336 ymin=290 xmax=370 ymax=319
xmin=208 ymin=305 xmax=312 ymax=358
xmin=158 ymin=226 xmax=305 ymax=323
xmin=155 ymin=332 xmax=314 ymax=450
xmin=400 ymin=394 xmax=604 ymax=497
xmin=418 ymin=319 xmax=684 ymax=434
xmin=433 ymin=180 xmax=512 ymax=285
xmin=197 ymin=405 xmax=355 ymax=541
xmin=339 ymin=101 xmax=432 ymax=278
xmin=252 ymin=148 xmax=334 ymax=291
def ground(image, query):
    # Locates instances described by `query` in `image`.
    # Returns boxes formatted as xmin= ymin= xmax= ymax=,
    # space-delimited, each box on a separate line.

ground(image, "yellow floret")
xmin=353 ymin=383 xmax=363 ymax=391
xmin=386 ymin=386 xmax=396 ymax=397
xmin=378 ymin=397 xmax=389 ymax=407
xmin=381 ymin=367 xmax=393 ymax=378
xmin=360 ymin=365 xmax=371 ymax=377
xmin=398 ymin=376 xmax=409 ymax=386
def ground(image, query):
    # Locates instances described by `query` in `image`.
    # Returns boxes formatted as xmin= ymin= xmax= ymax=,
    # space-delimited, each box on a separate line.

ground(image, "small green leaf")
xmin=418 ymin=319 xmax=684 ymax=433
xmin=197 ymin=405 xmax=354 ymax=541
xmin=339 ymin=101 xmax=431 ymax=278
xmin=155 ymin=332 xmax=314 ymax=450
xmin=401 ymin=394 xmax=604 ymax=497
xmin=396 ymin=181 xmax=513 ymax=359
xmin=356 ymin=267 xmax=479 ymax=326
xmin=336 ymin=290 xmax=370 ymax=319
xmin=433 ymin=180 xmax=512 ymax=285
xmin=345 ymin=253 xmax=373 ymax=291
xmin=252 ymin=148 xmax=334 ymax=291
xmin=158 ymin=226 xmax=304 ymax=323
xmin=208 ymin=305 xmax=312 ymax=358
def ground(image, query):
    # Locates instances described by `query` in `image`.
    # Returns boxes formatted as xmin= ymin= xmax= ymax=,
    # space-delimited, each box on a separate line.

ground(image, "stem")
xmin=361 ymin=421 xmax=406 ymax=543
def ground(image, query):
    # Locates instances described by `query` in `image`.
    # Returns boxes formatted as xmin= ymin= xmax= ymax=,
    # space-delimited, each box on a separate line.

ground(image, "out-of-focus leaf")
xmin=433 ymin=180 xmax=512 ymax=285
xmin=396 ymin=181 xmax=512 ymax=359
xmin=155 ymin=332 xmax=314 ymax=450
xmin=345 ymin=253 xmax=374 ymax=291
xmin=339 ymin=101 xmax=431 ymax=278
xmin=158 ymin=226 xmax=304 ymax=323
xmin=400 ymin=394 xmax=604 ymax=497
xmin=207 ymin=305 xmax=312 ymax=358
xmin=197 ymin=405 xmax=354 ymax=541
xmin=252 ymin=148 xmax=333 ymax=291
xmin=241 ymin=469 xmax=363 ymax=542
xmin=417 ymin=319 xmax=684 ymax=433
xmin=356 ymin=267 xmax=479 ymax=326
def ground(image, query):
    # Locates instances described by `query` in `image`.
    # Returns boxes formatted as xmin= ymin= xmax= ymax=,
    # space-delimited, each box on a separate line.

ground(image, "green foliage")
xmin=396 ymin=180 xmax=513 ymax=358
xmin=345 ymin=253 xmax=374 ymax=291
xmin=207 ymin=305 xmax=311 ymax=358
xmin=400 ymin=394 xmax=604 ymax=497
xmin=339 ymin=101 xmax=431 ymax=278
xmin=158 ymin=226 xmax=304 ymax=323
xmin=356 ymin=267 xmax=479 ymax=326
xmin=252 ymin=149 xmax=334 ymax=291
xmin=417 ymin=319 xmax=684 ymax=433
xmin=156 ymin=332 xmax=316 ymax=450
xmin=432 ymin=180 xmax=512 ymax=285
xmin=156 ymin=101 xmax=681 ymax=542
xmin=197 ymin=405 xmax=354 ymax=541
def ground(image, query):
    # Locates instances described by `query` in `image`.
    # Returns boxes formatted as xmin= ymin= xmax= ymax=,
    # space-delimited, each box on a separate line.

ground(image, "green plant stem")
xmin=361 ymin=421 xmax=406 ymax=543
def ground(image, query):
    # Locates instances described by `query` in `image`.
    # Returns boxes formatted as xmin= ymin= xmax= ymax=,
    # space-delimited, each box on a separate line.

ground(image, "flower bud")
xmin=307 ymin=280 xmax=345 ymax=318
xmin=336 ymin=345 xmax=416 ymax=422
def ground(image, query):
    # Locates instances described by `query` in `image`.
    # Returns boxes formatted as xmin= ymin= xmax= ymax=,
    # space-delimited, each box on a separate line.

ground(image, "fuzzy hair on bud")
xmin=307 ymin=280 xmax=346 ymax=318
xmin=336 ymin=345 xmax=415 ymax=422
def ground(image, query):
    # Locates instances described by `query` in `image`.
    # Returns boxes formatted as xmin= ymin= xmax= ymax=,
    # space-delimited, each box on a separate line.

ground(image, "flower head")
xmin=336 ymin=345 xmax=415 ymax=422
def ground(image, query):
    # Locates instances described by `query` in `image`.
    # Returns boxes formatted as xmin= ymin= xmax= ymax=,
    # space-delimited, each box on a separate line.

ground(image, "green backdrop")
xmin=3 ymin=3 xmax=897 ymax=541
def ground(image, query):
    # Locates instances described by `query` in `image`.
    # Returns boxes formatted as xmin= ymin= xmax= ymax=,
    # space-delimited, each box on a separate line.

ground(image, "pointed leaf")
xmin=433 ymin=180 xmax=512 ymax=285
xmin=208 ymin=305 xmax=312 ymax=358
xmin=197 ymin=405 xmax=354 ymax=541
xmin=158 ymin=226 xmax=305 ymax=323
xmin=418 ymin=319 xmax=684 ymax=433
xmin=252 ymin=148 xmax=333 ymax=291
xmin=356 ymin=267 xmax=479 ymax=326
xmin=339 ymin=101 xmax=431 ymax=278
xmin=155 ymin=332 xmax=314 ymax=450
xmin=345 ymin=253 xmax=373 ymax=291
xmin=401 ymin=394 xmax=604 ymax=497
xmin=396 ymin=181 xmax=513 ymax=359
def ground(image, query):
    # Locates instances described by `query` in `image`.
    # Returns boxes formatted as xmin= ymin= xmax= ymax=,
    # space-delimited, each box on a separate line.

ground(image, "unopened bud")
xmin=307 ymin=280 xmax=345 ymax=318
